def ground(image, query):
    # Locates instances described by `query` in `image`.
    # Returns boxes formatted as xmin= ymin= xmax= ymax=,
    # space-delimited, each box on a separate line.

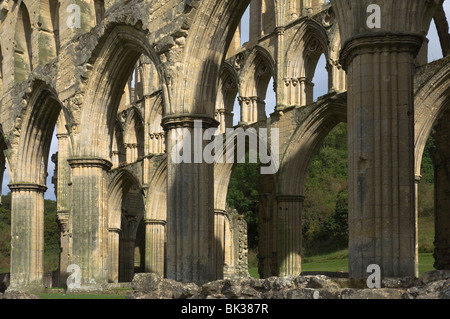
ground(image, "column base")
xmin=66 ymin=283 xmax=105 ymax=294
xmin=6 ymin=282 xmax=46 ymax=294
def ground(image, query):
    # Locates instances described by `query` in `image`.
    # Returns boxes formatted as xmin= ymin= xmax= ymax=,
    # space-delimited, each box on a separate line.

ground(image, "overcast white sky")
xmin=2 ymin=2 xmax=450 ymax=200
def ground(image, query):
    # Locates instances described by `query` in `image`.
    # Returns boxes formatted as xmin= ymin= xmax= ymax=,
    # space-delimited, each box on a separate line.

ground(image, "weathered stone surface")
xmin=0 ymin=292 xmax=40 ymax=299
xmin=127 ymin=273 xmax=450 ymax=299
xmin=419 ymin=270 xmax=450 ymax=285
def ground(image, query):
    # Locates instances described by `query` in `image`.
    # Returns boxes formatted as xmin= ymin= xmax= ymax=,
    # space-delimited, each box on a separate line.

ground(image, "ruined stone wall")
xmin=127 ymin=270 xmax=450 ymax=299
xmin=1 ymin=0 xmax=450 ymax=293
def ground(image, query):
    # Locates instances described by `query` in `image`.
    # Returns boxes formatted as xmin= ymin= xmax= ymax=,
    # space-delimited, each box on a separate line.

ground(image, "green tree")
xmin=226 ymin=157 xmax=260 ymax=249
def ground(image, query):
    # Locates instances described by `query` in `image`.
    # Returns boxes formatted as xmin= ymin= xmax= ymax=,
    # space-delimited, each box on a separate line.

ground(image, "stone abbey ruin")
xmin=0 ymin=0 xmax=449 ymax=297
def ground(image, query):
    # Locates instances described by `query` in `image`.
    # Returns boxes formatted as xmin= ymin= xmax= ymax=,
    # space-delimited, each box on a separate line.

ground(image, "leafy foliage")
xmin=302 ymin=123 xmax=349 ymax=255
xmin=226 ymin=157 xmax=260 ymax=249
xmin=226 ymin=123 xmax=435 ymax=258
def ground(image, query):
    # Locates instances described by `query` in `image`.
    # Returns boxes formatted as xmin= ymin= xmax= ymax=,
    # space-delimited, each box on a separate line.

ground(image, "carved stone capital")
xmin=162 ymin=114 xmax=219 ymax=131
xmin=67 ymin=157 xmax=113 ymax=170
xmin=340 ymin=32 xmax=424 ymax=71
xmin=9 ymin=183 xmax=48 ymax=194
xmin=214 ymin=209 xmax=227 ymax=216
xmin=144 ymin=219 xmax=167 ymax=226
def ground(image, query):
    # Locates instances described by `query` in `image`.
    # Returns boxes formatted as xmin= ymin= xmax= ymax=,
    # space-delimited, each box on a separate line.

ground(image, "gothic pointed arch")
xmin=7 ymin=81 xmax=67 ymax=290
xmin=216 ymin=63 xmax=239 ymax=132
xmin=13 ymin=83 xmax=65 ymax=186
xmin=238 ymin=45 xmax=275 ymax=123
xmin=415 ymin=58 xmax=450 ymax=176
xmin=277 ymin=94 xmax=347 ymax=196
xmin=123 ymin=106 xmax=145 ymax=163
xmin=107 ymin=168 xmax=144 ymax=282
xmin=284 ymin=19 xmax=330 ymax=106
xmin=148 ymin=91 xmax=165 ymax=154
xmin=78 ymin=24 xmax=161 ymax=160
xmin=14 ymin=2 xmax=33 ymax=82
xmin=169 ymin=0 xmax=250 ymax=116
xmin=111 ymin=119 xmax=126 ymax=168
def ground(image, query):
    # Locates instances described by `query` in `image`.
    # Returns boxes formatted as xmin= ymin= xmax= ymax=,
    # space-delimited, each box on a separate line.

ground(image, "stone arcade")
xmin=0 ymin=0 xmax=449 ymax=295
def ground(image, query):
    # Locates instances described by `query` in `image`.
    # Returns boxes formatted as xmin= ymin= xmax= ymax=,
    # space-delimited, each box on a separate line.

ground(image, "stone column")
xmin=276 ymin=195 xmax=304 ymax=277
xmin=329 ymin=59 xmax=347 ymax=92
xmin=214 ymin=209 xmax=227 ymax=279
xmin=56 ymin=132 xmax=71 ymax=283
xmin=57 ymin=212 xmax=70 ymax=286
xmin=433 ymin=110 xmax=450 ymax=270
xmin=163 ymin=115 xmax=217 ymax=284
xmin=282 ymin=78 xmax=291 ymax=106
xmin=0 ymin=157 xmax=5 ymax=206
xmin=216 ymin=109 xmax=226 ymax=134
xmin=331 ymin=0 xmax=438 ymax=280
xmin=144 ymin=218 xmax=166 ymax=277
xmin=414 ymin=175 xmax=422 ymax=272
xmin=119 ymin=236 xmax=135 ymax=282
xmin=238 ymin=96 xmax=250 ymax=125
xmin=298 ymin=77 xmax=314 ymax=106
xmin=256 ymin=97 xmax=266 ymax=122
xmin=286 ymin=0 xmax=299 ymax=22
xmin=56 ymin=133 xmax=70 ymax=211
xmin=108 ymin=228 xmax=121 ymax=283
xmin=8 ymin=183 xmax=47 ymax=292
xmin=340 ymin=34 xmax=423 ymax=278
xmin=258 ymin=192 xmax=276 ymax=278
xmin=275 ymin=27 xmax=286 ymax=110
xmin=68 ymin=158 xmax=111 ymax=291
xmin=249 ymin=0 xmax=262 ymax=43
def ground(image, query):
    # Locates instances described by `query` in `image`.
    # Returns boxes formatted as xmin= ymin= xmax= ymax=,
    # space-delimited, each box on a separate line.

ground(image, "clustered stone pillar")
xmin=119 ymin=219 xmax=136 ymax=283
xmin=238 ymin=96 xmax=266 ymax=125
xmin=275 ymin=26 xmax=286 ymax=110
xmin=215 ymin=109 xmax=234 ymax=134
xmin=68 ymin=158 xmax=111 ymax=290
xmin=163 ymin=115 xmax=217 ymax=284
xmin=341 ymin=34 xmax=423 ymax=278
xmin=56 ymin=131 xmax=71 ymax=284
xmin=258 ymin=192 xmax=275 ymax=278
xmin=108 ymin=227 xmax=121 ymax=283
xmin=276 ymin=195 xmax=304 ymax=277
xmin=214 ymin=209 xmax=227 ymax=279
xmin=125 ymin=143 xmax=139 ymax=163
xmin=9 ymin=183 xmax=47 ymax=292
xmin=433 ymin=108 xmax=450 ymax=270
xmin=283 ymin=77 xmax=314 ymax=106
xmin=144 ymin=218 xmax=166 ymax=277
xmin=56 ymin=212 xmax=70 ymax=284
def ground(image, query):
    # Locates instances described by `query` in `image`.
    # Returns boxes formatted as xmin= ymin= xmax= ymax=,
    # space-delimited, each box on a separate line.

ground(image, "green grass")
xmin=248 ymin=251 xmax=436 ymax=278
xmin=302 ymin=249 xmax=349 ymax=273
xmin=418 ymin=253 xmax=435 ymax=275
